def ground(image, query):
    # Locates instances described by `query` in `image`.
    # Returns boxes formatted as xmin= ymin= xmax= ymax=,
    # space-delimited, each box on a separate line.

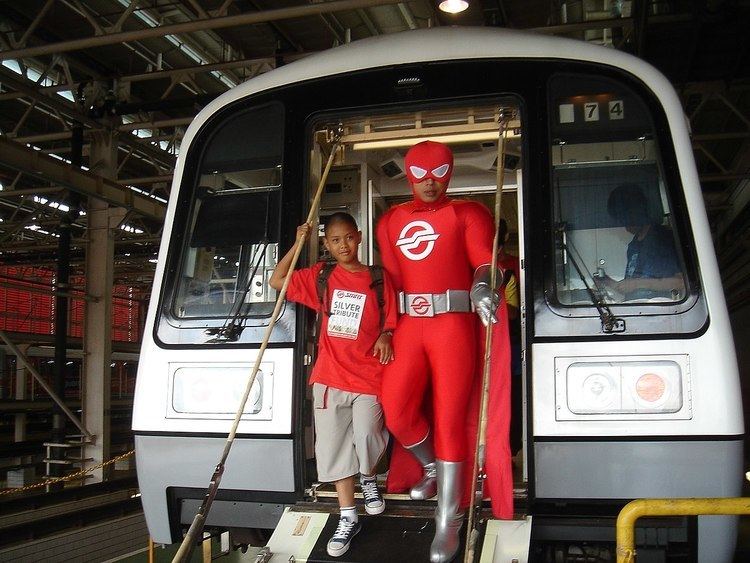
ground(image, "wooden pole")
xmin=172 ymin=130 xmax=342 ymax=562
xmin=464 ymin=113 xmax=509 ymax=562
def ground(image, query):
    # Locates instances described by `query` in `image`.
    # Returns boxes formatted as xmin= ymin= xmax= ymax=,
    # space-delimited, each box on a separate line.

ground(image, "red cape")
xmin=385 ymin=301 xmax=514 ymax=519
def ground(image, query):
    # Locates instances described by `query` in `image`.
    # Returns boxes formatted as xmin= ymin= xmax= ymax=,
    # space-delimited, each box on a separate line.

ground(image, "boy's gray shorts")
xmin=312 ymin=382 xmax=389 ymax=483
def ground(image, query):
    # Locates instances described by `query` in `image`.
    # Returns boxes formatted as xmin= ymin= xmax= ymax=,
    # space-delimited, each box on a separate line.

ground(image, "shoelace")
xmin=332 ymin=518 xmax=357 ymax=542
xmin=360 ymin=480 xmax=381 ymax=503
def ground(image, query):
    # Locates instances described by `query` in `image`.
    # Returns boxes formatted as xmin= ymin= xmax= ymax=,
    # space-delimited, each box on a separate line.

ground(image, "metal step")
xmin=265 ymin=508 xmax=489 ymax=563
xmin=310 ymin=481 xmax=528 ymax=503
xmin=43 ymin=457 xmax=94 ymax=464
xmin=43 ymin=442 xmax=79 ymax=449
xmin=481 ymin=516 xmax=533 ymax=563
xmin=63 ymin=436 xmax=94 ymax=445
xmin=44 ymin=437 xmax=93 ymax=448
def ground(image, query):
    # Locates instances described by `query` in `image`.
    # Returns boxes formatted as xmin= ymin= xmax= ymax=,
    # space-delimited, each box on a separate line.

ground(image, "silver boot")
xmin=405 ymin=433 xmax=437 ymax=500
xmin=430 ymin=460 xmax=464 ymax=563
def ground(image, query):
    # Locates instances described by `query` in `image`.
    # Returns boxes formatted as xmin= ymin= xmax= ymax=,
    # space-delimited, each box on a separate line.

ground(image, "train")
xmin=132 ymin=26 xmax=743 ymax=561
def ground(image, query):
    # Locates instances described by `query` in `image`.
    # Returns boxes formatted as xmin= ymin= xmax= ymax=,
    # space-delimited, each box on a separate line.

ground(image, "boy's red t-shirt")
xmin=286 ymin=262 xmax=398 ymax=396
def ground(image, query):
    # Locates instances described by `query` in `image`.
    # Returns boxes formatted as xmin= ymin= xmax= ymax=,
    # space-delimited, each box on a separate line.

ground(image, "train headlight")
xmin=567 ymin=364 xmax=620 ymax=413
xmin=171 ymin=365 xmax=267 ymax=415
xmin=564 ymin=360 xmax=683 ymax=415
xmin=581 ymin=372 xmax=619 ymax=409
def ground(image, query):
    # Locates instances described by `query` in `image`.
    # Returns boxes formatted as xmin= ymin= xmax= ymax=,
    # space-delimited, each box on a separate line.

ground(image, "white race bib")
xmin=327 ymin=289 xmax=367 ymax=340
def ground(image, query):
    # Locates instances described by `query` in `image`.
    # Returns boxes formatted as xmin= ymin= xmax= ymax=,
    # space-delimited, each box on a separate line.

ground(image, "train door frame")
xmin=300 ymin=103 xmax=528 ymax=499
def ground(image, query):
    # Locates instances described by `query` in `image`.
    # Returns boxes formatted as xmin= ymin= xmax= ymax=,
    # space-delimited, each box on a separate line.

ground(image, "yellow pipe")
xmin=616 ymin=497 xmax=750 ymax=563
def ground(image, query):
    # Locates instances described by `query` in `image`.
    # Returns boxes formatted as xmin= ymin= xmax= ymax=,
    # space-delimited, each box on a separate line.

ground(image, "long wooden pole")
xmin=172 ymin=131 xmax=342 ymax=563
xmin=464 ymin=113 xmax=509 ymax=563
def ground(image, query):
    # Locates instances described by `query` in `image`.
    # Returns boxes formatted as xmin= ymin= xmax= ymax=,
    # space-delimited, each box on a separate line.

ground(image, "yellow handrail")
xmin=616 ymin=497 xmax=750 ymax=563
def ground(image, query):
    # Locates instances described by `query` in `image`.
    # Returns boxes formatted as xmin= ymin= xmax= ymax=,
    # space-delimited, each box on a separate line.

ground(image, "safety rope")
xmin=0 ymin=449 xmax=135 ymax=496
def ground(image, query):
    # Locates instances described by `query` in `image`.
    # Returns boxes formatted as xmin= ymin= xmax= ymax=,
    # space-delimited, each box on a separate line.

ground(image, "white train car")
xmin=133 ymin=27 xmax=743 ymax=561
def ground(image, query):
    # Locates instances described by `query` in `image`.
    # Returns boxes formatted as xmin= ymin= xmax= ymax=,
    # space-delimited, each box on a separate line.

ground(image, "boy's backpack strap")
xmin=314 ymin=261 xmax=337 ymax=350
xmin=368 ymin=264 xmax=386 ymax=332
xmin=316 ymin=261 xmax=337 ymax=314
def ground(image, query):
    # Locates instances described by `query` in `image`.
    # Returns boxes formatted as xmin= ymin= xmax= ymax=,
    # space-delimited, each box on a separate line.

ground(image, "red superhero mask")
xmin=404 ymin=141 xmax=453 ymax=188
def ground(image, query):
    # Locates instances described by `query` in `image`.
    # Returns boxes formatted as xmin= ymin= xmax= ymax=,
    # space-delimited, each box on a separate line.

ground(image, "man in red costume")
xmin=376 ymin=140 xmax=505 ymax=563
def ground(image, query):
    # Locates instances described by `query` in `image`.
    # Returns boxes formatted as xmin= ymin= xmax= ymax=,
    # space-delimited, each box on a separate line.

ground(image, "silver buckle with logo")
xmin=407 ymin=293 xmax=435 ymax=317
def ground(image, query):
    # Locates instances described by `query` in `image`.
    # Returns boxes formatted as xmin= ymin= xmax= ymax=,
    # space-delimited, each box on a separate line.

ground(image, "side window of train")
xmin=548 ymin=74 xmax=689 ymax=312
xmin=172 ymin=102 xmax=284 ymax=320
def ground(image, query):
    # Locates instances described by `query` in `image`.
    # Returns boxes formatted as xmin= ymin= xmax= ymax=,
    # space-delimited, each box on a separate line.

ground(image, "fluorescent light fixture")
xmin=351 ymin=130 xmax=519 ymax=151
xmin=439 ymin=0 xmax=469 ymax=14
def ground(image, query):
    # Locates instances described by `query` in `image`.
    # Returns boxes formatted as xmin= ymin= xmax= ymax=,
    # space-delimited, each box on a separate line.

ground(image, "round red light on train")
xmin=636 ymin=373 xmax=666 ymax=402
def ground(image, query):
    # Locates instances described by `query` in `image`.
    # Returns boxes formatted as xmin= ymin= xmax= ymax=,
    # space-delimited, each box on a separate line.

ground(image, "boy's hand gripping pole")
xmin=172 ymin=126 xmax=344 ymax=563
xmin=463 ymin=112 xmax=509 ymax=563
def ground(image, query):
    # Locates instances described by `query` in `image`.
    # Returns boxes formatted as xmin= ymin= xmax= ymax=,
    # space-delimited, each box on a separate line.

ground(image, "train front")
xmin=132 ymin=99 xmax=305 ymax=545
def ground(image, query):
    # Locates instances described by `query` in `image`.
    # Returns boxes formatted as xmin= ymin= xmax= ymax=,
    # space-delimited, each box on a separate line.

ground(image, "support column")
xmin=0 ymin=348 xmax=5 ymax=400
xmin=51 ymin=124 xmax=83 ymax=475
xmin=82 ymin=129 xmax=120 ymax=483
xmin=14 ymin=344 xmax=28 ymax=443
xmin=13 ymin=344 xmax=30 ymax=480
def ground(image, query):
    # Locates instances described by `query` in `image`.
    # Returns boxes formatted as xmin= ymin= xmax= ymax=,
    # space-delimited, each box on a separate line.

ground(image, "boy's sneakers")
xmin=360 ymin=477 xmax=385 ymax=515
xmin=327 ymin=515 xmax=362 ymax=557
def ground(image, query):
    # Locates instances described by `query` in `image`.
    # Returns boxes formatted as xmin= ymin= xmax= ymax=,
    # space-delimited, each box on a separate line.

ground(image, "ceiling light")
xmin=439 ymin=0 xmax=469 ymax=14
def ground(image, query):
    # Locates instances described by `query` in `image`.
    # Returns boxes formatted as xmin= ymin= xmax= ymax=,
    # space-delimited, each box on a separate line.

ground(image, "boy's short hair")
xmin=323 ymin=212 xmax=358 ymax=234
xmin=607 ymin=183 xmax=650 ymax=226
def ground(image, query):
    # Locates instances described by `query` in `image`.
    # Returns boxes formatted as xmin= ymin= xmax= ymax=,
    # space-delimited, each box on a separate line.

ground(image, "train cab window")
xmin=172 ymin=102 xmax=284 ymax=320
xmin=548 ymin=74 xmax=688 ymax=310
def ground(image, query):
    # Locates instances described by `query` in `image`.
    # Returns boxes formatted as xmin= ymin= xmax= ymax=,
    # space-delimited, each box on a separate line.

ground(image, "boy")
xmin=269 ymin=212 xmax=397 ymax=557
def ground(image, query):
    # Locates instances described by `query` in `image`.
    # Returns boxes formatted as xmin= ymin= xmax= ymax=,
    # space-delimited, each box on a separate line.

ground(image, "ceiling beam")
xmin=1 ymin=236 xmax=161 ymax=252
xmin=0 ymin=67 xmax=176 ymax=169
xmin=0 ymin=137 xmax=165 ymax=220
xmin=118 ymin=117 xmax=194 ymax=132
xmin=117 ymin=175 xmax=173 ymax=185
xmin=0 ymin=0 xmax=404 ymax=61
xmin=0 ymin=53 xmax=314 ymax=103
xmin=529 ymin=13 xmax=693 ymax=35
xmin=700 ymin=173 xmax=750 ymax=182
xmin=13 ymin=117 xmax=193 ymax=144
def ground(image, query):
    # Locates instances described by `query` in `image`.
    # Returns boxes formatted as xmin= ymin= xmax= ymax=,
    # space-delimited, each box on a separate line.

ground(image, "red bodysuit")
xmin=376 ymin=198 xmax=494 ymax=460
xmin=375 ymin=139 xmax=514 ymax=520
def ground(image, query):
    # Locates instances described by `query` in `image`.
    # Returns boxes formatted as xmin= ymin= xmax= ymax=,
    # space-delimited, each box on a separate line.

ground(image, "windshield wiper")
xmin=556 ymin=223 xmax=626 ymax=334
xmin=205 ymin=240 xmax=270 ymax=343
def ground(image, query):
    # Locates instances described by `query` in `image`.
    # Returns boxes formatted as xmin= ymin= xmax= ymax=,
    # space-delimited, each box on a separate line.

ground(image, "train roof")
xmin=192 ymin=26 xmax=672 ymax=126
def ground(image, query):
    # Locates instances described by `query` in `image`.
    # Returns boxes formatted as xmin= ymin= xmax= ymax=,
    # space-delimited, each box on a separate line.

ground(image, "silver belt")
xmin=399 ymin=290 xmax=472 ymax=317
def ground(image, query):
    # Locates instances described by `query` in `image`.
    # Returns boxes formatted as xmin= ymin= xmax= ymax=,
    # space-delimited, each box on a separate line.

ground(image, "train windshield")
xmin=549 ymin=74 xmax=688 ymax=307
xmin=172 ymin=102 xmax=283 ymax=319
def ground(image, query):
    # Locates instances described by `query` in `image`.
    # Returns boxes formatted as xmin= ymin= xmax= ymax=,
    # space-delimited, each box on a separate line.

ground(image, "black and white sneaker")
xmin=327 ymin=516 xmax=362 ymax=557
xmin=360 ymin=478 xmax=385 ymax=515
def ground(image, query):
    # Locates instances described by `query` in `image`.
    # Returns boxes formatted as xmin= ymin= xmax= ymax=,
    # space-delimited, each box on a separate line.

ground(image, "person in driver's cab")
xmin=600 ymin=183 xmax=684 ymax=299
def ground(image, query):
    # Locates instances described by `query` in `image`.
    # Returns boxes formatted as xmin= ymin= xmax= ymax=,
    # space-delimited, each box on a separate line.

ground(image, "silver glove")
xmin=470 ymin=264 xmax=501 ymax=327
